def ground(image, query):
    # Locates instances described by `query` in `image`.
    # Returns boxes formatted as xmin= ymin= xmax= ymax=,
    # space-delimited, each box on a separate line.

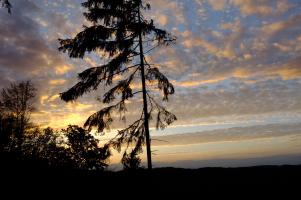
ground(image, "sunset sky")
xmin=1 ymin=0 xmax=301 ymax=168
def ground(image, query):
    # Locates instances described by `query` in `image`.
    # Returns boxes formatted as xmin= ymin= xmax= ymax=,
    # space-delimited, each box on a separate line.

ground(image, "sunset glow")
xmin=1 ymin=0 xmax=301 ymax=168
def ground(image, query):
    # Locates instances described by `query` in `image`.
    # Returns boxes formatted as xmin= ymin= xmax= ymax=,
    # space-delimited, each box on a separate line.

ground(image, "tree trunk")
xmin=138 ymin=7 xmax=152 ymax=170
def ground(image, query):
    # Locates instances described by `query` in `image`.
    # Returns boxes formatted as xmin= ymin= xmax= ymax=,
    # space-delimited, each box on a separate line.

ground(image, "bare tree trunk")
xmin=138 ymin=7 xmax=152 ymax=170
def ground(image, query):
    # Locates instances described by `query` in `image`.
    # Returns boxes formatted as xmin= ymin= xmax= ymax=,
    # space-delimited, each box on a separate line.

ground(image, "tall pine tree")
xmin=59 ymin=0 xmax=176 ymax=170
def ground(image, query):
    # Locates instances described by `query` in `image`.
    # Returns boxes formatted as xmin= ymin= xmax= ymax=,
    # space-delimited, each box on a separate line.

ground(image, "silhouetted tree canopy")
xmin=0 ymin=81 xmax=36 ymax=148
xmin=63 ymin=125 xmax=111 ymax=170
xmin=1 ymin=125 xmax=110 ymax=170
xmin=59 ymin=0 xmax=177 ymax=168
xmin=0 ymin=0 xmax=11 ymax=13
xmin=19 ymin=127 xmax=74 ymax=168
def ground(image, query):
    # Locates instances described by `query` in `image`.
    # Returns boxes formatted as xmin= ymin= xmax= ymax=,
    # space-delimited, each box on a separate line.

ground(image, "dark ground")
xmin=1 ymin=154 xmax=300 ymax=198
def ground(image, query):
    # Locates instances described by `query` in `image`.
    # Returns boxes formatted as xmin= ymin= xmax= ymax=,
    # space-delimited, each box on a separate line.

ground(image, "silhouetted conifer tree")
xmin=59 ymin=0 xmax=176 ymax=170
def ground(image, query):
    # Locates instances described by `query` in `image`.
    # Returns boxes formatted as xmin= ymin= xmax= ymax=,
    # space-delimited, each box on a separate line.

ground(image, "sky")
xmin=1 ymin=0 xmax=301 ymax=168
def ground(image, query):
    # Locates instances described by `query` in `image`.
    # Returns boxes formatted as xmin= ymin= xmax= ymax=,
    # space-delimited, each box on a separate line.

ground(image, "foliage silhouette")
xmin=17 ymin=127 xmax=74 ymax=168
xmin=59 ymin=0 xmax=176 ymax=170
xmin=0 ymin=81 xmax=109 ymax=170
xmin=0 ymin=113 xmax=14 ymax=149
xmin=0 ymin=0 xmax=11 ymax=13
xmin=0 ymin=81 xmax=36 ymax=149
xmin=122 ymin=150 xmax=142 ymax=170
xmin=63 ymin=125 xmax=111 ymax=170
xmin=1 ymin=125 xmax=110 ymax=171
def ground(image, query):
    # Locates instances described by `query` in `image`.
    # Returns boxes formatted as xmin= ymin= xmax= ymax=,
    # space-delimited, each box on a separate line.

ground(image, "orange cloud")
xmin=232 ymin=68 xmax=250 ymax=78
xmin=157 ymin=14 xmax=168 ymax=26
xmin=55 ymin=64 xmax=73 ymax=75
xmin=261 ymin=15 xmax=301 ymax=37
xmin=172 ymin=68 xmax=257 ymax=88
xmin=49 ymin=79 xmax=66 ymax=85
xmin=172 ymin=76 xmax=228 ymax=87
xmin=66 ymin=102 xmax=93 ymax=111
xmin=84 ymin=57 xmax=97 ymax=67
xmin=48 ymin=113 xmax=89 ymax=129
xmin=243 ymin=54 xmax=253 ymax=60
xmin=208 ymin=0 xmax=227 ymax=11
xmin=182 ymin=22 xmax=244 ymax=60
xmin=273 ymin=58 xmax=301 ymax=80
xmin=40 ymin=95 xmax=49 ymax=105
xmin=230 ymin=0 xmax=274 ymax=16
xmin=220 ymin=18 xmax=240 ymax=30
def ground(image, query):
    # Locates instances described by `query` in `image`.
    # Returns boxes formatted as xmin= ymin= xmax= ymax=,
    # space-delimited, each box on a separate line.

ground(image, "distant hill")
xmin=1 ymin=155 xmax=300 ymax=197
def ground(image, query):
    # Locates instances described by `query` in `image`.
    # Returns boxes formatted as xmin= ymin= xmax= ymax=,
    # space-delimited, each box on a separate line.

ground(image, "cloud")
xmin=172 ymin=76 xmax=228 ymax=87
xmin=230 ymin=0 xmax=293 ymax=16
xmin=260 ymin=14 xmax=301 ymax=37
xmin=271 ymin=57 xmax=301 ymax=80
xmin=157 ymin=14 xmax=169 ymax=26
xmin=150 ymin=0 xmax=186 ymax=26
xmin=152 ymin=123 xmax=301 ymax=146
xmin=154 ymin=154 xmax=301 ymax=168
xmin=0 ymin=0 xmax=84 ymax=128
xmin=1 ymin=0 xmax=301 ymax=130
xmin=0 ymin=0 xmax=73 ymax=95
xmin=208 ymin=0 xmax=227 ymax=11
xmin=49 ymin=79 xmax=66 ymax=85
xmin=181 ymin=18 xmax=245 ymax=60
xmin=165 ymin=78 xmax=301 ymax=124
xmin=55 ymin=64 xmax=73 ymax=75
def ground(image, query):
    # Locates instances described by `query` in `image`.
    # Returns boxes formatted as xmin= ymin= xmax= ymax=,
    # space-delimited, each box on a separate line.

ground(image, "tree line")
xmin=0 ymin=81 xmax=112 ymax=170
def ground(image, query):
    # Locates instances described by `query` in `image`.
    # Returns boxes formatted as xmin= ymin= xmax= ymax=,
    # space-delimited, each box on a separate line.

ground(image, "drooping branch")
xmin=60 ymin=52 xmax=136 ymax=102
xmin=146 ymin=93 xmax=177 ymax=130
xmin=146 ymin=67 xmax=175 ymax=101
xmin=103 ymin=68 xmax=138 ymax=104
xmin=84 ymin=100 xmax=127 ymax=133
xmin=59 ymin=25 xmax=136 ymax=58
xmin=108 ymin=111 xmax=145 ymax=153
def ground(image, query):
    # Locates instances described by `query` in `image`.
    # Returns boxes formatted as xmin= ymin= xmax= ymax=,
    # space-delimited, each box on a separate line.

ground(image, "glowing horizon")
xmin=1 ymin=0 xmax=301 ymax=168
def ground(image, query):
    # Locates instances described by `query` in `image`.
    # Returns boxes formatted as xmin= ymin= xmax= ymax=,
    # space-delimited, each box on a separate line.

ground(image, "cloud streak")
xmin=152 ymin=123 xmax=301 ymax=146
